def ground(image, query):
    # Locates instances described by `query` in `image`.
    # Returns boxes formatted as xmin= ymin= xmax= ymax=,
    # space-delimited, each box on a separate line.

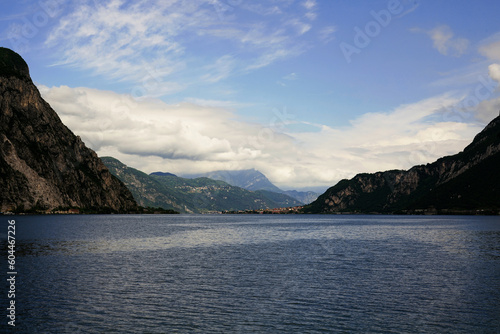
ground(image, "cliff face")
xmin=305 ymin=116 xmax=500 ymax=214
xmin=0 ymin=48 xmax=137 ymax=212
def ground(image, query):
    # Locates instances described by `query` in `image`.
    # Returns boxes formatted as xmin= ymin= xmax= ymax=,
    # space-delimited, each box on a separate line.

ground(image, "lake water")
xmin=2 ymin=214 xmax=500 ymax=333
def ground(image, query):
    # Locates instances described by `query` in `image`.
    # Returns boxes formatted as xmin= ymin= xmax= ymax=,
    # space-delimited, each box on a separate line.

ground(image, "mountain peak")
xmin=0 ymin=48 xmax=30 ymax=80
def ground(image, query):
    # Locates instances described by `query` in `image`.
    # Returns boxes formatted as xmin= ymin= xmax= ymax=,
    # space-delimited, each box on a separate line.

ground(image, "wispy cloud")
xmin=302 ymin=0 xmax=317 ymax=20
xmin=283 ymin=72 xmax=298 ymax=81
xmin=200 ymin=55 xmax=237 ymax=83
xmin=287 ymin=18 xmax=311 ymax=35
xmin=318 ymin=25 xmax=337 ymax=44
xmin=45 ymin=0 xmax=188 ymax=96
xmin=413 ymin=25 xmax=469 ymax=57
xmin=277 ymin=72 xmax=298 ymax=86
xmin=44 ymin=0 xmax=315 ymax=96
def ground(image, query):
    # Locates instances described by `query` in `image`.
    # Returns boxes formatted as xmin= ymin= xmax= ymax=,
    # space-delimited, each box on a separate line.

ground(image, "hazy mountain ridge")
xmin=304 ymin=116 xmax=500 ymax=214
xmin=281 ymin=189 xmax=319 ymax=205
xmin=183 ymin=169 xmax=282 ymax=192
xmin=103 ymin=157 xmax=303 ymax=213
xmin=184 ymin=169 xmax=319 ymax=204
xmin=0 ymin=48 xmax=137 ymax=213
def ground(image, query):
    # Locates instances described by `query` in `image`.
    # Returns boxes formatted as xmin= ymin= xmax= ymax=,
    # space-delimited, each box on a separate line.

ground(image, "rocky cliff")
xmin=0 ymin=48 xmax=137 ymax=213
xmin=304 ymin=116 xmax=500 ymax=214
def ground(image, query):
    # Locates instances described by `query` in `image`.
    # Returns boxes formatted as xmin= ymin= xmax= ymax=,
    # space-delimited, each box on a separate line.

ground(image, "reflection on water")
xmin=2 ymin=214 xmax=500 ymax=333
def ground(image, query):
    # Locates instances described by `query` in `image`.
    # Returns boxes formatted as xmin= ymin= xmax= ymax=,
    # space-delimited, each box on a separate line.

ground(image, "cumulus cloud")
xmin=38 ymin=85 xmax=261 ymax=159
xmin=488 ymin=63 xmax=500 ymax=83
xmin=414 ymin=25 xmax=469 ymax=57
xmin=38 ymin=85 xmax=485 ymax=189
xmin=293 ymin=94 xmax=482 ymax=178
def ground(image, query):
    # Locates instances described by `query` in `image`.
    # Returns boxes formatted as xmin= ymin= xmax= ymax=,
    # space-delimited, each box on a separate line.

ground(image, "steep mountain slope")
xmin=0 ymin=48 xmax=137 ymax=213
xmin=101 ymin=157 xmax=183 ymax=212
xmin=184 ymin=169 xmax=318 ymax=204
xmin=304 ymin=116 xmax=500 ymax=214
xmin=104 ymin=158 xmax=303 ymax=213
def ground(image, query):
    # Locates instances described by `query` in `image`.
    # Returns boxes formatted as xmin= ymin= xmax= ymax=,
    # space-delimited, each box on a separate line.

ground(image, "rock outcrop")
xmin=304 ymin=116 xmax=500 ymax=214
xmin=0 ymin=47 xmax=137 ymax=212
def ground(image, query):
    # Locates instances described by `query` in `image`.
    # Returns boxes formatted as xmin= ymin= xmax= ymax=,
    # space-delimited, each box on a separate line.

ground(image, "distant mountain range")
xmin=304 ymin=115 xmax=500 ymax=214
xmin=2 ymin=47 xmax=497 ymax=215
xmin=0 ymin=48 xmax=137 ymax=213
xmin=103 ymin=158 xmax=303 ymax=213
xmin=184 ymin=169 xmax=319 ymax=204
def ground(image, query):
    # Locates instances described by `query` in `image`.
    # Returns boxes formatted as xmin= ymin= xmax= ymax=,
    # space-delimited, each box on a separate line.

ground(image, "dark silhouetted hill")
xmin=304 ymin=116 xmax=500 ymax=214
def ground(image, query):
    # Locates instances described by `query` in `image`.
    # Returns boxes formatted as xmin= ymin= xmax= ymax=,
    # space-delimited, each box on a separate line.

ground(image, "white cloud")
xmin=200 ymin=55 xmax=237 ymax=83
xmin=38 ymin=85 xmax=280 ymax=164
xmin=240 ymin=3 xmax=282 ymax=16
xmin=46 ymin=0 xmax=186 ymax=82
xmin=245 ymin=47 xmax=303 ymax=71
xmin=283 ymin=72 xmax=298 ymax=81
xmin=277 ymin=72 xmax=298 ymax=87
xmin=319 ymin=25 xmax=337 ymax=44
xmin=44 ymin=0 xmax=314 ymax=95
xmin=478 ymin=32 xmax=500 ymax=62
xmin=480 ymin=41 xmax=500 ymax=62
xmin=475 ymin=96 xmax=500 ymax=123
xmin=302 ymin=0 xmax=316 ymax=10
xmin=292 ymin=94 xmax=482 ymax=178
xmin=39 ymin=85 xmax=486 ymax=189
xmin=489 ymin=63 xmax=500 ymax=83
xmin=182 ymin=97 xmax=246 ymax=108
xmin=428 ymin=32 xmax=500 ymax=114
xmin=478 ymin=33 xmax=500 ymax=87
xmin=302 ymin=0 xmax=317 ymax=20
xmin=415 ymin=25 xmax=469 ymax=57
xmin=429 ymin=61 xmax=491 ymax=89
xmin=287 ymin=18 xmax=311 ymax=35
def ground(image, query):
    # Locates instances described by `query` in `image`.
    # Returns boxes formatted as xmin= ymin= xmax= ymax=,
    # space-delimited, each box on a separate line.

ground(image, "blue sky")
xmin=1 ymin=0 xmax=500 ymax=190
